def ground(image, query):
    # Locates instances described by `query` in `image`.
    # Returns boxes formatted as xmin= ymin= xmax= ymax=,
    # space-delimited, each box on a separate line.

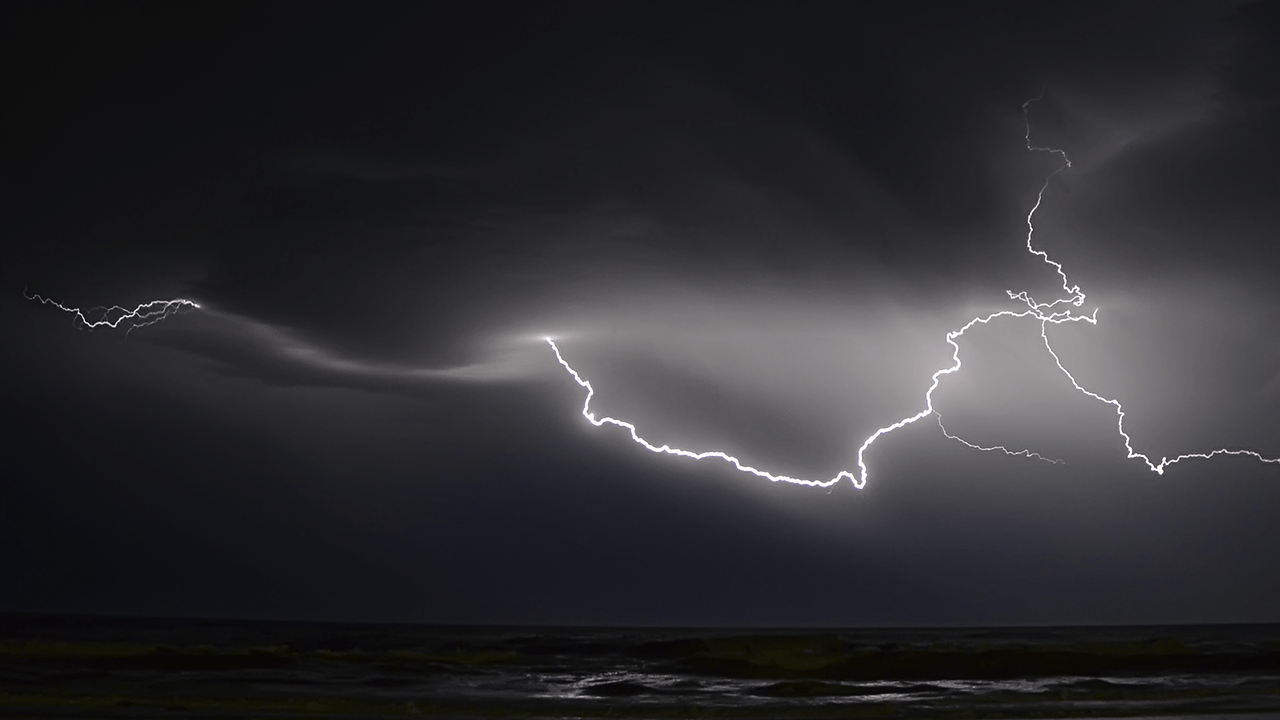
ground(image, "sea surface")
xmin=1 ymin=614 xmax=1278 ymax=718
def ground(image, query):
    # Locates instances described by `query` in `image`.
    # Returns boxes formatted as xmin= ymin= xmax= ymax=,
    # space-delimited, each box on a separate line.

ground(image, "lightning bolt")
xmin=25 ymin=290 xmax=199 ymax=333
xmin=547 ymin=337 xmax=852 ymax=488
xmin=548 ymin=96 xmax=1280 ymax=487
xmin=24 ymin=98 xmax=1278 ymax=484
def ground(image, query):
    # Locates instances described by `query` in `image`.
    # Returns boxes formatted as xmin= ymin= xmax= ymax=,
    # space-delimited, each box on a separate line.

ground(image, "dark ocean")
xmin=1 ymin=614 xmax=1278 ymax=719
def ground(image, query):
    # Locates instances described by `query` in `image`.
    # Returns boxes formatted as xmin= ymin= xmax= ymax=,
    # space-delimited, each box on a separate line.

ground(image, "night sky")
xmin=5 ymin=1 xmax=1280 ymax=627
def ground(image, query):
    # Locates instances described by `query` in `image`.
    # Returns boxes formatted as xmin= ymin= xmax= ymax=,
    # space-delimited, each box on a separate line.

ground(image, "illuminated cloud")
xmin=10 ymin=0 xmax=1280 ymax=626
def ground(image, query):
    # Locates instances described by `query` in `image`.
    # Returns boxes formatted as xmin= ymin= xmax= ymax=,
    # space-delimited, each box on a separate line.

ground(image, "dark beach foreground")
xmin=1 ymin=614 xmax=1278 ymax=719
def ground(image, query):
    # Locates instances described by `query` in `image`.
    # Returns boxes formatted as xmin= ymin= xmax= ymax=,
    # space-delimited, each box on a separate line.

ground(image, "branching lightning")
xmin=548 ymin=97 xmax=1280 ymax=487
xmin=24 ymin=99 xmax=1278 ymax=486
xmin=25 ymin=290 xmax=199 ymax=333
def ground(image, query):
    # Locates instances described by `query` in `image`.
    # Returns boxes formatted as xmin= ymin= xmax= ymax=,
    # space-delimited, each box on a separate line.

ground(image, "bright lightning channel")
xmin=25 ymin=291 xmax=199 ymax=333
xmin=548 ymin=97 xmax=1280 ymax=487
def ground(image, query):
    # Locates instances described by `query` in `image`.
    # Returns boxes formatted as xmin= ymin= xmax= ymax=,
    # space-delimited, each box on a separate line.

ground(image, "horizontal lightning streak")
xmin=25 ymin=291 xmax=199 ymax=333
xmin=547 ymin=95 xmax=1280 ymax=487
xmin=547 ymin=337 xmax=852 ymax=488
xmin=937 ymin=415 xmax=1064 ymax=465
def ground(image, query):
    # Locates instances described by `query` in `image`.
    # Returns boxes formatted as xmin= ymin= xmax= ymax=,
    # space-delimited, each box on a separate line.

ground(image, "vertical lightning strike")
xmin=1008 ymin=96 xmax=1085 ymax=315
xmin=25 ymin=291 xmax=200 ymax=332
xmin=548 ymin=96 xmax=1279 ymax=487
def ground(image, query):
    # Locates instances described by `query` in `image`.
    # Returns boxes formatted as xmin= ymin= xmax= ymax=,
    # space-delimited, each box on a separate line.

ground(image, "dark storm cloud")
xmin=277 ymin=155 xmax=481 ymax=185
xmin=169 ymin=0 xmax=1263 ymax=365
xmin=5 ymin=1 xmax=1280 ymax=626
